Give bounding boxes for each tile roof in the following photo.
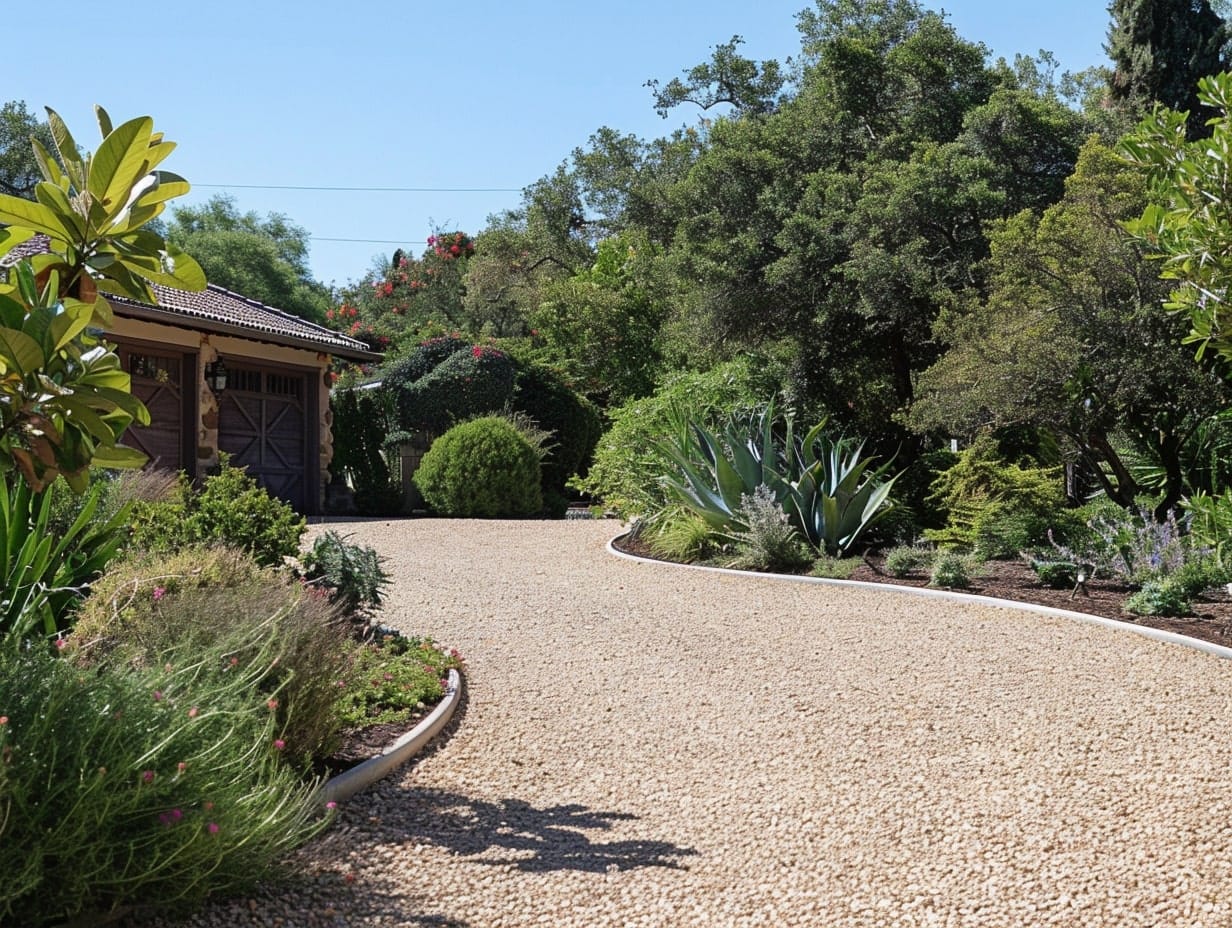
[1,234,380,361]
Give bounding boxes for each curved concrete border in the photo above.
[322,668,463,805]
[607,534,1232,662]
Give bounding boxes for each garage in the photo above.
[217,362,316,513]
[117,342,194,473]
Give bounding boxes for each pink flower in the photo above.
[141,770,155,784]
[153,691,163,702]
[273,739,286,751]
[427,235,436,245]
[188,706,199,718]
[203,801,215,811]
[0,716,8,726]
[207,822,220,835]
[54,638,66,651]
[267,698,279,711]
[152,586,166,601]
[326,801,338,811]
[177,762,187,773]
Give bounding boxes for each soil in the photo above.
[613,534,1232,652]
[315,709,432,777]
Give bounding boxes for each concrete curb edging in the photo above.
[321,668,463,805]
[606,533,1232,663]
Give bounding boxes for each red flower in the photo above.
[450,244,460,255]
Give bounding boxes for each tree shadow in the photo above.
[381,788,699,873]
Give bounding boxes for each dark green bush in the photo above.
[972,499,1084,559]
[300,530,390,615]
[0,639,327,927]
[129,458,305,568]
[70,545,349,769]
[380,335,470,392]
[414,416,543,517]
[1168,556,1229,599]
[892,448,959,534]
[330,388,402,516]
[512,362,603,509]
[400,346,516,433]
[1028,559,1079,589]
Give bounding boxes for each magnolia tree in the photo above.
[0,106,203,491]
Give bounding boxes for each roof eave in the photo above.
[110,299,383,363]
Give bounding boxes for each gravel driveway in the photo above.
[165,519,1232,927]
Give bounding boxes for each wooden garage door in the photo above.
[120,345,188,472]
[218,364,311,512]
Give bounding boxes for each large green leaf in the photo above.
[0,328,46,375]
[0,194,75,240]
[88,115,154,220]
[44,108,86,192]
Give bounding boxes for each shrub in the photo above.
[884,545,934,578]
[413,416,542,517]
[573,359,771,519]
[1028,560,1079,589]
[400,345,516,433]
[725,486,813,573]
[512,362,603,508]
[71,546,349,768]
[1184,488,1232,567]
[924,434,1066,551]
[930,551,976,589]
[644,511,717,563]
[1124,578,1191,617]
[330,388,402,516]
[809,556,863,579]
[1068,505,1188,585]
[972,499,1082,560]
[300,531,390,616]
[129,457,305,568]
[1168,555,1229,599]
[0,640,327,927]
[380,335,471,391]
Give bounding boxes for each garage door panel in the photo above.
[218,364,310,512]
[121,347,185,472]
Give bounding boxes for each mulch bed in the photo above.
[315,711,431,778]
[613,534,1232,651]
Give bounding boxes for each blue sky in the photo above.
[8,1,1112,290]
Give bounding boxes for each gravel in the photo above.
[134,519,1232,927]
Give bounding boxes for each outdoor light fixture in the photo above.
[204,359,228,393]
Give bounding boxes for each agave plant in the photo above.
[655,401,897,556]
[774,420,898,557]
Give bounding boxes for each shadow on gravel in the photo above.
[388,789,699,873]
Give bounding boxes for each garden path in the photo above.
[196,520,1232,926]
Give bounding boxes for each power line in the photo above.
[195,183,523,193]
[309,236,429,245]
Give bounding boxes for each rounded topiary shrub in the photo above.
[400,346,516,433]
[414,416,543,517]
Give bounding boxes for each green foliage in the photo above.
[512,362,603,502]
[0,638,327,927]
[1050,504,1189,585]
[725,486,813,573]
[1168,554,1228,598]
[0,106,206,492]
[413,416,543,517]
[165,194,331,324]
[300,530,390,615]
[1124,577,1191,616]
[1028,560,1080,589]
[808,556,863,579]
[0,100,55,199]
[129,457,305,568]
[333,637,459,728]
[923,435,1065,551]
[647,34,787,118]
[971,499,1075,560]
[1183,488,1232,566]
[400,345,516,433]
[643,510,718,563]
[883,545,935,578]
[330,388,402,516]
[929,551,976,589]
[574,360,770,518]
[1123,72,1232,364]
[1106,0,1228,137]
[0,476,130,641]
[71,545,348,768]
[381,335,471,392]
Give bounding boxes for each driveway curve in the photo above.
[180,520,1232,926]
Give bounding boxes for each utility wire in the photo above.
[195,183,522,193]
[309,237,430,245]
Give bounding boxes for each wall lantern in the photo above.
[204,359,229,393]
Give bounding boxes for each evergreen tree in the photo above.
[1106,0,1229,137]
